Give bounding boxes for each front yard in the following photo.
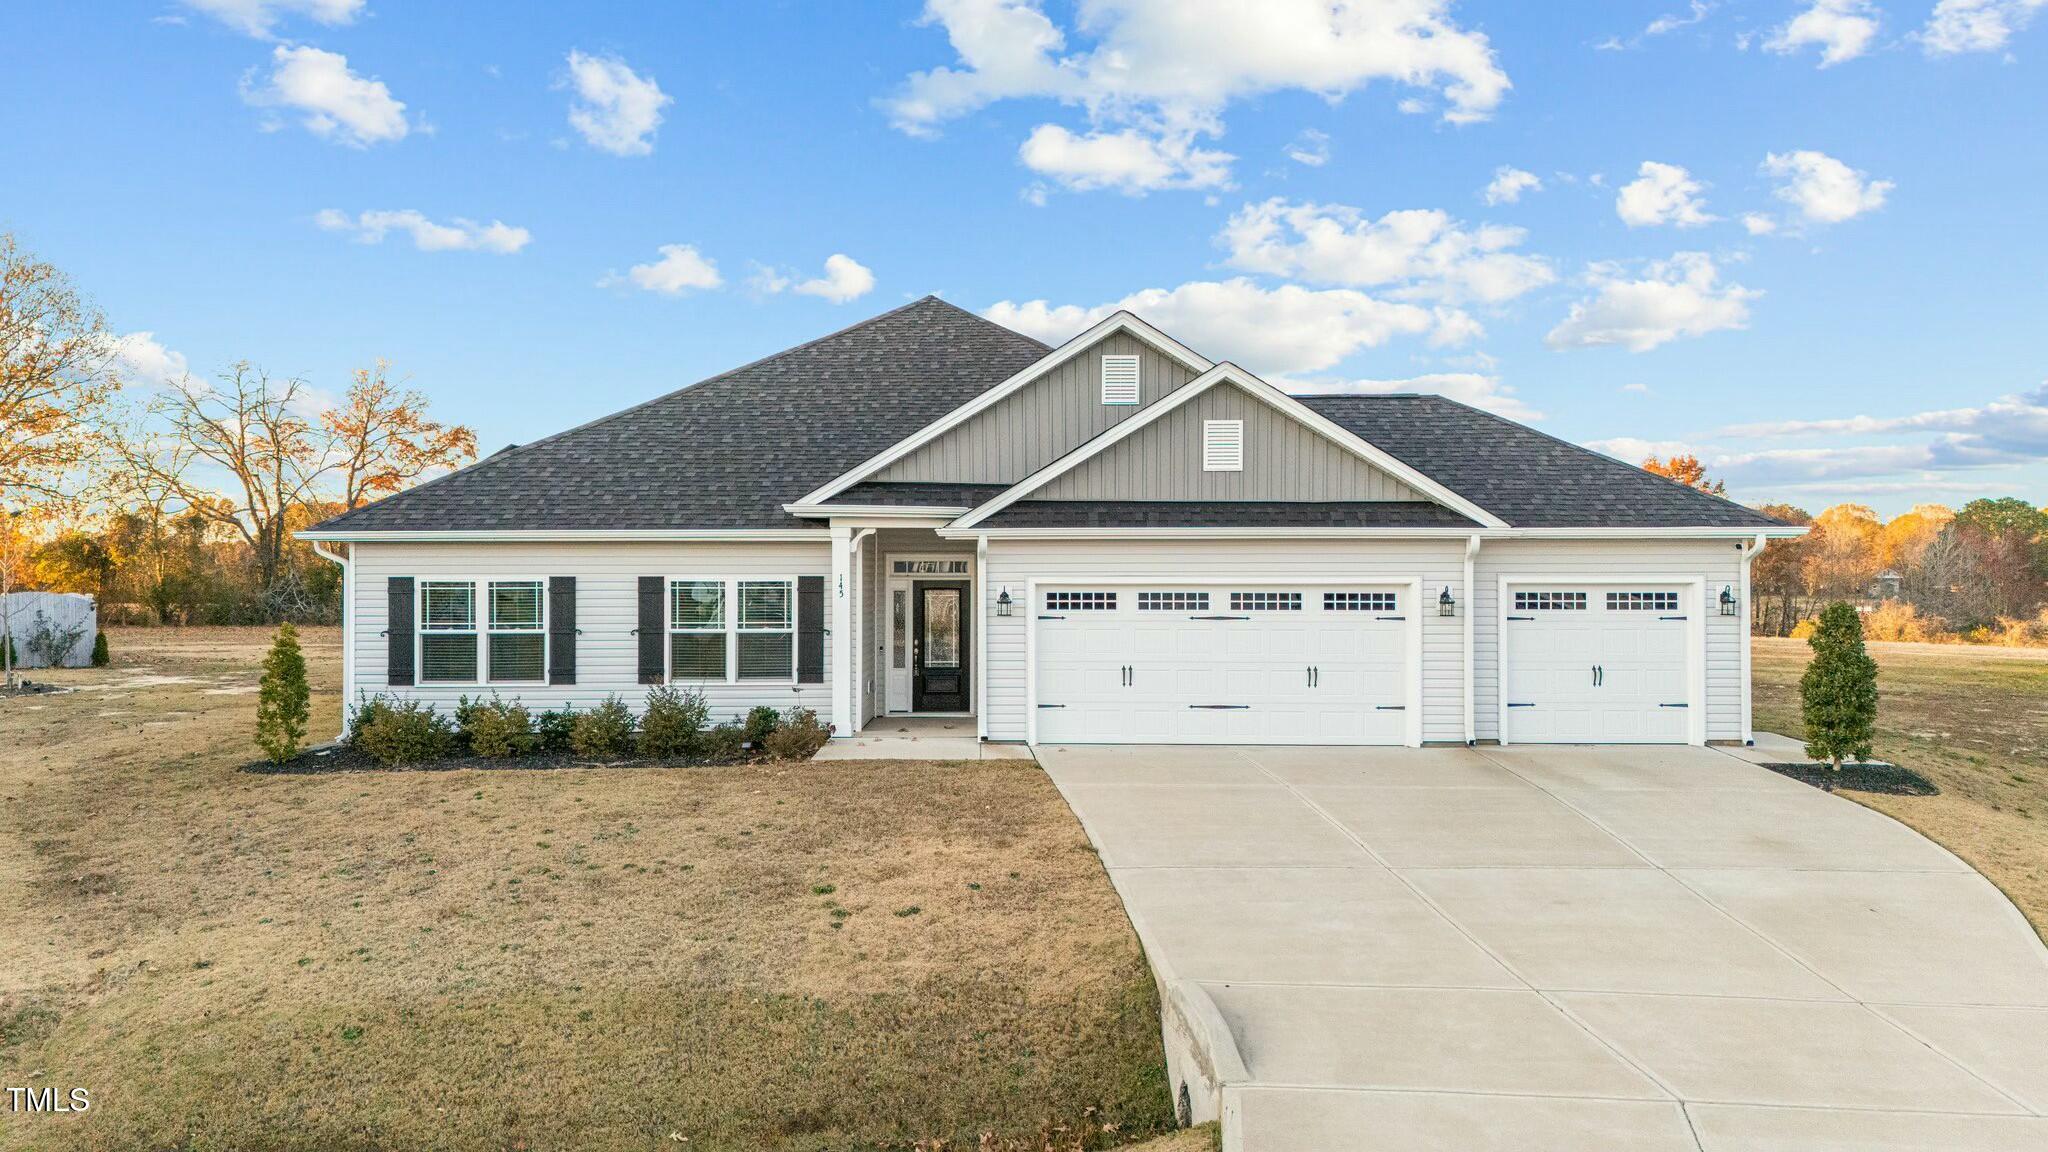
[0,628,1175,1151]
[1753,636,2048,940]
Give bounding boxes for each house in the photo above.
[302,297,1801,748]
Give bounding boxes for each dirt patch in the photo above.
[1754,636,2048,941]
[2,626,1173,1151]
[1761,762,1940,796]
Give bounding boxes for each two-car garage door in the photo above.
[1033,583,1416,745]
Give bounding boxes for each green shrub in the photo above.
[255,623,311,764]
[702,721,746,761]
[571,694,637,759]
[90,631,109,667]
[762,706,830,761]
[534,705,578,752]
[1800,600,1878,770]
[743,705,780,747]
[462,696,534,758]
[639,684,710,758]
[347,693,394,745]
[354,699,458,766]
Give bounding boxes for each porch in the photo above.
[815,715,1036,761]
[830,523,995,739]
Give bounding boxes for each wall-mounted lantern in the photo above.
[1438,586,1456,617]
[996,587,1013,617]
[1719,585,1738,617]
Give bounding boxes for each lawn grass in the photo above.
[1,627,1175,1151]
[1753,636,2048,941]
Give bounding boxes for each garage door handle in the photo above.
[1190,614,1250,621]
[1507,702,1535,708]
[1507,614,1534,621]
[1375,615,1404,621]
[1188,704,1250,710]
[1659,702,1689,708]
[1038,614,1065,621]
[1659,614,1687,621]
[1037,703,1066,709]
[1376,705,1405,711]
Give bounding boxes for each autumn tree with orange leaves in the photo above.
[1641,453,1726,496]
[0,233,119,511]
[325,361,477,509]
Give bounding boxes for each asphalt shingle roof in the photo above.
[309,297,1049,533]
[980,501,1481,529]
[1296,394,1787,530]
[826,481,1012,508]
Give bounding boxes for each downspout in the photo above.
[310,540,352,743]
[1739,532,1768,746]
[1463,534,1480,745]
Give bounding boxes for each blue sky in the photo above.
[3,0,2044,516]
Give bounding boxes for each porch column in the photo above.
[975,535,989,740]
[830,522,854,736]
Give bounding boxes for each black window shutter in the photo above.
[386,576,415,686]
[797,575,825,684]
[548,576,577,685]
[637,576,665,684]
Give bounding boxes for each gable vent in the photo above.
[1202,419,1244,471]
[1100,354,1140,405]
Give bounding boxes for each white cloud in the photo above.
[1615,161,1716,228]
[1545,252,1759,352]
[1018,124,1232,194]
[984,278,1447,377]
[1764,0,1881,67]
[241,45,409,147]
[1920,0,2045,54]
[1645,1,1715,36]
[884,0,1509,192]
[1763,150,1892,223]
[793,254,876,303]
[607,244,722,295]
[1290,372,1543,422]
[563,50,671,157]
[106,332,194,391]
[1742,212,1780,235]
[1620,382,1653,393]
[180,0,363,39]
[1285,128,1330,167]
[1720,382,2048,461]
[745,262,791,294]
[1217,199,1554,304]
[315,209,531,253]
[1585,435,1697,462]
[1482,166,1542,205]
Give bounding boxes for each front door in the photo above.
[913,581,970,712]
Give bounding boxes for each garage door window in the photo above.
[1607,591,1679,611]
[1046,591,1115,611]
[1230,591,1302,611]
[1514,591,1587,611]
[1138,591,1209,611]
[1325,592,1396,612]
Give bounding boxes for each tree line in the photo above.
[1,233,474,623]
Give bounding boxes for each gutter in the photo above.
[1464,534,1480,746]
[309,540,353,743]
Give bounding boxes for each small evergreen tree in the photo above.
[90,631,109,667]
[256,622,311,763]
[1799,601,1878,770]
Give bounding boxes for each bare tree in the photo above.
[1,233,119,511]
[324,360,477,508]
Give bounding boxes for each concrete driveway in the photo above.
[1038,744,2048,1152]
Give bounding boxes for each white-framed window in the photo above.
[1325,592,1396,612]
[1607,591,1680,612]
[418,579,547,685]
[1231,591,1301,611]
[1514,590,1587,611]
[891,558,969,575]
[891,589,908,669]
[1203,419,1244,471]
[1139,591,1209,611]
[737,579,795,680]
[669,580,727,680]
[487,580,546,682]
[1100,354,1140,405]
[419,581,478,683]
[1045,591,1116,611]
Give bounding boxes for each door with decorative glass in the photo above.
[912,581,970,712]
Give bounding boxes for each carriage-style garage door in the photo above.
[1503,584,1698,744]
[1031,582,1417,745]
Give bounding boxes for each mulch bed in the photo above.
[246,745,765,775]
[1762,761,1940,796]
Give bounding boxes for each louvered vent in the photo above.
[1202,419,1244,471]
[1100,354,1139,405]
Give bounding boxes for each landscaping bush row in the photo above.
[344,686,832,767]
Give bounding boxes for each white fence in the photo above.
[1,592,99,669]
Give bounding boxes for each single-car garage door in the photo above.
[1032,583,1417,745]
[1503,585,1698,744]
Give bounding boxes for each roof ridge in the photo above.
[314,296,995,529]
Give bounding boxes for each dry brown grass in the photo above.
[1753,636,2048,941]
[1,627,1173,1151]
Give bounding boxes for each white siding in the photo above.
[983,540,1468,744]
[1474,538,1747,743]
[347,541,835,726]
